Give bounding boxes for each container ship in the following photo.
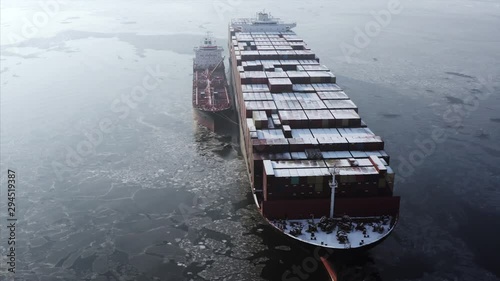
[193,33,232,131]
[229,12,400,251]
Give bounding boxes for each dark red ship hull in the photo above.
[192,64,232,131]
[193,107,232,132]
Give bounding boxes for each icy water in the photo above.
[1,0,500,280]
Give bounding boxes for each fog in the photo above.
[1,0,499,280]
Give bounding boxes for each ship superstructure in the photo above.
[229,12,400,250]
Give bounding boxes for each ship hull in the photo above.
[193,107,233,133]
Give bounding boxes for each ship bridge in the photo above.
[231,11,297,33]
[194,33,224,70]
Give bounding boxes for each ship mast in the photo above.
[205,56,225,107]
[329,166,338,218]
[205,69,212,106]
[209,57,225,78]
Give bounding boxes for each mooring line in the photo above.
[320,256,338,281]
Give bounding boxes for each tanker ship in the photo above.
[229,12,400,251]
[193,33,232,131]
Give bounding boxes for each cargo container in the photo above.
[266,71,289,79]
[274,99,303,110]
[241,84,270,92]
[294,92,321,101]
[252,138,289,153]
[293,84,316,92]
[304,109,336,128]
[286,71,311,84]
[299,99,328,110]
[268,78,293,92]
[307,71,336,83]
[244,100,277,117]
[287,137,319,152]
[345,135,385,151]
[252,110,269,129]
[299,64,330,71]
[323,99,358,111]
[331,109,362,127]
[312,83,343,92]
[242,92,274,101]
[278,110,309,128]
[316,136,349,151]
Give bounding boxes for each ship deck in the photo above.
[270,216,394,249]
[193,67,231,112]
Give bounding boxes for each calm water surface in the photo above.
[1,0,499,280]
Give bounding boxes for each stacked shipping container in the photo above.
[230,28,400,220]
